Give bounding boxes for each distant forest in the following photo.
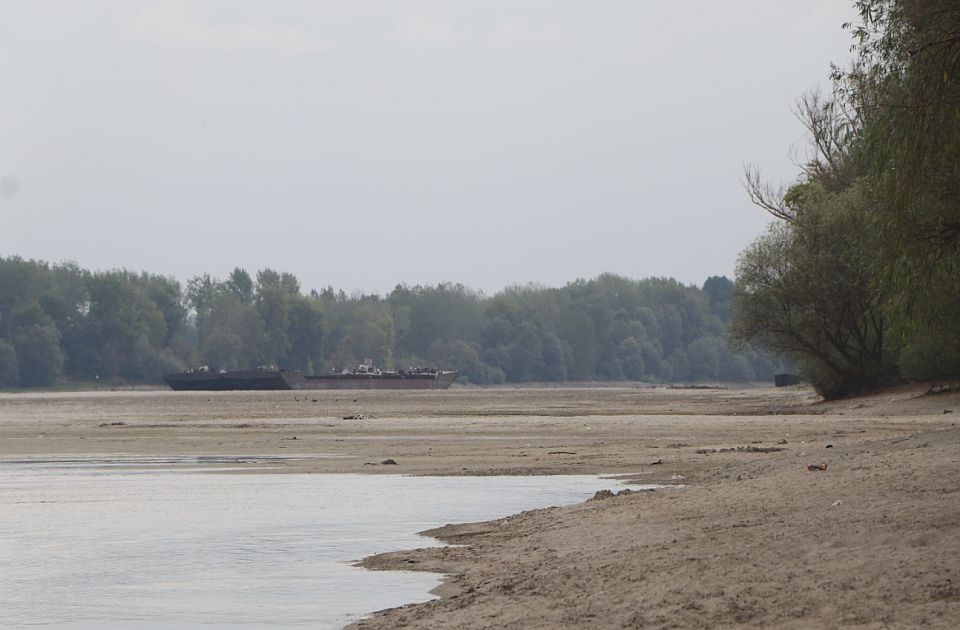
[0,258,786,387]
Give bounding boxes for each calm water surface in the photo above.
[0,458,640,628]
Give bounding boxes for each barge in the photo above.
[303,366,458,390]
[163,364,457,391]
[163,367,303,391]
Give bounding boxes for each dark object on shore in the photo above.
[807,463,828,471]
[343,414,364,420]
[380,459,397,465]
[650,458,664,465]
[548,451,577,455]
[775,373,803,387]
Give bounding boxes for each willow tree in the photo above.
[732,181,897,398]
[733,0,960,395]
[842,0,960,378]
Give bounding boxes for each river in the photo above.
[0,457,641,628]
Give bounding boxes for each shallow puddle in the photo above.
[0,459,648,628]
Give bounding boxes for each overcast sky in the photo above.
[0,1,859,295]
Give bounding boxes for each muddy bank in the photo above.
[1,385,957,627]
[0,385,936,477]
[352,387,960,629]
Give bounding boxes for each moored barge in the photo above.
[163,365,456,391]
[164,367,303,391]
[303,367,458,390]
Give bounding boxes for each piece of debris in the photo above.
[589,489,641,501]
[825,444,834,448]
[380,459,397,465]
[547,451,577,455]
[695,446,785,454]
[807,463,828,471]
[98,421,126,427]
[890,435,917,445]
[777,438,788,445]
[343,414,364,420]
[831,500,843,507]
[650,458,664,465]
[945,409,954,414]
[312,398,318,403]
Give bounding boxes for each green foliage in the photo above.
[12,323,63,386]
[282,299,326,372]
[224,268,254,304]
[0,255,785,387]
[198,294,268,369]
[702,276,734,321]
[732,185,898,398]
[0,340,19,387]
[83,272,172,379]
[733,0,960,397]
[615,337,646,380]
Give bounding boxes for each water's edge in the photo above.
[347,476,657,628]
[0,459,650,629]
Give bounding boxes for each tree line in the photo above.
[0,258,785,387]
[731,0,960,398]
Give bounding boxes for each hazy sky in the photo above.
[0,1,858,295]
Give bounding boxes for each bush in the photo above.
[897,336,960,382]
[0,340,19,387]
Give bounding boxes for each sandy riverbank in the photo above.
[1,385,958,627]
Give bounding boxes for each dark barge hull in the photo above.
[302,371,458,390]
[164,370,303,391]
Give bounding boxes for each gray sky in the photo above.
[0,1,858,295]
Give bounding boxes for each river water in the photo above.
[0,458,640,628]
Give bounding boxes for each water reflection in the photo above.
[0,459,646,628]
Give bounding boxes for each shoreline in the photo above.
[347,386,960,629]
[1,385,957,627]
[356,419,960,628]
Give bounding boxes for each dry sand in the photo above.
[1,384,958,628]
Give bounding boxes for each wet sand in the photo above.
[1,385,958,627]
